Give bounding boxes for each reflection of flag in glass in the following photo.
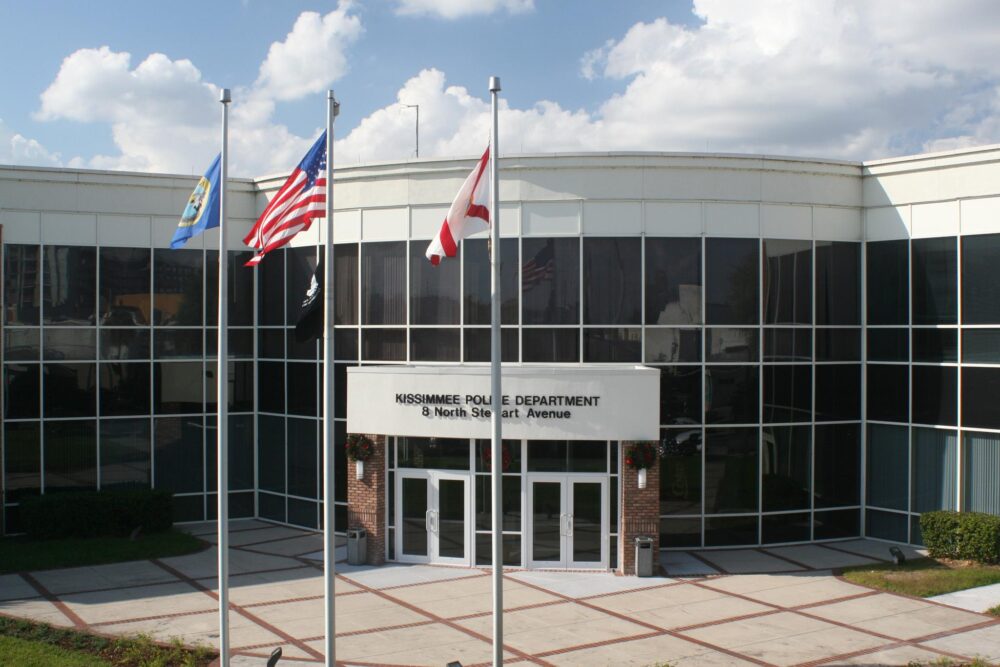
[522,241,555,290]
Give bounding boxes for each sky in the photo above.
[2,0,1000,178]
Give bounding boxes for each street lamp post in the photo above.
[402,103,419,157]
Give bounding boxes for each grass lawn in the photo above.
[0,529,206,574]
[0,617,215,667]
[841,557,1000,598]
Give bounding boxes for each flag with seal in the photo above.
[171,153,221,249]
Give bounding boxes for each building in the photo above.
[2,146,1000,575]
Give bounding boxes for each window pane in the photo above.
[763,365,811,423]
[660,427,702,514]
[205,250,255,327]
[814,509,860,540]
[705,515,757,546]
[154,329,202,359]
[656,366,701,425]
[411,329,460,362]
[464,238,517,325]
[361,329,406,361]
[814,423,860,508]
[154,417,203,494]
[100,362,151,416]
[4,422,41,500]
[912,329,957,363]
[522,238,579,325]
[4,245,40,325]
[867,240,908,325]
[334,244,359,325]
[475,474,521,531]
[763,513,810,544]
[660,517,701,548]
[705,365,758,424]
[584,328,641,362]
[44,246,96,325]
[362,241,406,325]
[257,248,284,326]
[762,426,810,511]
[867,364,908,423]
[475,439,522,473]
[963,329,1000,363]
[44,420,97,492]
[815,328,860,361]
[912,428,957,513]
[912,365,956,426]
[964,431,1000,515]
[44,363,97,417]
[867,424,908,510]
[522,328,578,363]
[464,328,518,363]
[866,509,908,542]
[962,233,1000,324]
[763,239,811,324]
[206,361,253,413]
[706,328,758,363]
[287,362,317,416]
[5,328,40,361]
[704,427,758,514]
[287,418,318,498]
[43,328,95,361]
[258,415,285,494]
[645,237,701,325]
[645,328,700,363]
[962,368,1000,430]
[398,437,469,470]
[5,364,40,418]
[153,248,202,326]
[705,238,758,325]
[815,241,859,325]
[763,328,811,362]
[99,247,150,326]
[258,361,284,414]
[867,329,907,362]
[912,236,957,325]
[584,238,640,324]
[335,329,358,361]
[410,243,460,325]
[100,418,150,488]
[153,362,203,414]
[814,365,860,422]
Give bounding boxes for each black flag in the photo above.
[295,258,322,343]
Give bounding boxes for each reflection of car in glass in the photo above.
[661,420,702,456]
[101,306,144,326]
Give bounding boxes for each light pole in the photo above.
[402,103,419,157]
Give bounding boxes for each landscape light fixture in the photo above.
[889,546,906,565]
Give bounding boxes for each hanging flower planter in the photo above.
[624,441,658,489]
[345,434,374,481]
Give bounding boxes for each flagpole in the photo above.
[488,75,504,667]
[322,89,340,667]
[217,87,231,667]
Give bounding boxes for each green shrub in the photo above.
[920,511,1000,564]
[18,489,173,539]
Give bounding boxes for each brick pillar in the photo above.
[619,441,661,575]
[347,433,386,565]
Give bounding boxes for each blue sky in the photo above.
[2,0,1000,177]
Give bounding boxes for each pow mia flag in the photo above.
[295,258,323,344]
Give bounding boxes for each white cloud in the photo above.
[393,0,533,19]
[0,119,62,167]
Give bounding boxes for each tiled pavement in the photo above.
[1,520,998,666]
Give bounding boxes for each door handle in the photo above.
[566,514,574,537]
[425,509,433,533]
[430,510,439,534]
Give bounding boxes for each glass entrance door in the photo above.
[396,471,470,565]
[527,475,608,569]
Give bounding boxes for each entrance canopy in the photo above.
[347,365,660,441]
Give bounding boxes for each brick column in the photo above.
[346,433,386,565]
[619,442,661,575]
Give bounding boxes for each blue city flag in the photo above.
[171,153,221,248]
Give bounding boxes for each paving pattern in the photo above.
[1,519,998,666]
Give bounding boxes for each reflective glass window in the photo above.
[963,329,1000,363]
[912,428,957,513]
[153,248,202,326]
[763,512,810,544]
[813,423,860,508]
[763,328,811,362]
[287,418,318,498]
[257,248,284,326]
[815,328,860,361]
[866,509,908,542]
[44,362,97,417]
[659,427,702,515]
[153,362,203,414]
[763,365,811,423]
[527,440,606,473]
[912,365,956,426]
[398,437,469,470]
[464,238,517,325]
[259,330,284,358]
[475,475,521,531]
[410,243,460,324]
[656,366,701,425]
[815,241,859,325]
[5,328,40,360]
[4,245,40,325]
[44,420,97,492]
[335,329,358,360]
[286,362,317,416]
[705,238,758,325]
[645,328,700,363]
[814,364,860,422]
[584,238,640,324]
[205,250,254,327]
[867,424,908,510]
[100,362,151,416]
[962,233,1000,324]
[522,238,579,325]
[99,418,151,488]
[645,237,701,325]
[814,508,860,540]
[464,328,518,362]
[763,239,811,324]
[866,240,908,325]
[361,329,406,361]
[43,328,95,360]
[257,415,285,493]
[705,516,758,546]
[762,425,810,511]
[705,365,758,424]
[411,329,460,362]
[584,328,641,362]
[4,364,40,418]
[912,236,957,324]
[99,247,150,326]
[44,246,96,325]
[706,328,757,362]
[206,361,253,413]
[333,244,359,325]
[100,329,150,360]
[704,427,758,513]
[964,431,1000,515]
[867,329,907,362]
[912,329,957,363]
[867,364,908,423]
[154,329,202,359]
[660,517,701,548]
[3,422,40,500]
[962,368,1000,430]
[257,361,284,414]
[522,328,579,363]
[362,242,406,325]
[475,439,522,473]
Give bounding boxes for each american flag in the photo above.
[522,240,555,290]
[244,131,327,266]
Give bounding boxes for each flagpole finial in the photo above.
[220,88,231,104]
[489,76,501,93]
[328,90,340,118]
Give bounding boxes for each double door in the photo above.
[528,475,608,569]
[396,470,470,565]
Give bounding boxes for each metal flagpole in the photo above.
[488,75,504,667]
[217,87,232,666]
[322,89,340,667]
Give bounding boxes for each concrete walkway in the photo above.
[1,520,998,666]
[931,582,1000,614]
